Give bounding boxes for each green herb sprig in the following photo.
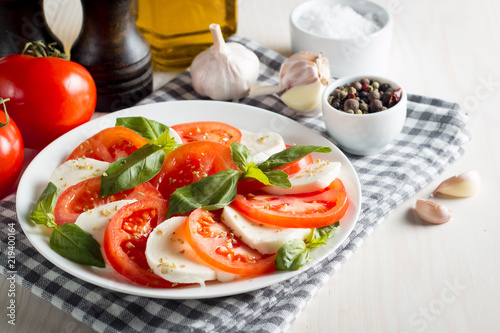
[29,183,105,268]
[275,222,341,271]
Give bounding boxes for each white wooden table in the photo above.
[2,0,499,332]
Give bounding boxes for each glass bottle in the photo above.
[132,0,237,71]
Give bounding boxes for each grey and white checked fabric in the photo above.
[0,36,470,333]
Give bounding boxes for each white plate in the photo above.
[16,100,362,299]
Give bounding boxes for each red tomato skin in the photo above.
[0,54,96,149]
[171,121,242,146]
[151,141,238,200]
[183,209,276,276]
[0,110,24,199]
[103,198,178,288]
[53,176,163,225]
[232,178,349,229]
[65,126,148,162]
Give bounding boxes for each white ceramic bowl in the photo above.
[290,0,393,77]
[322,75,407,156]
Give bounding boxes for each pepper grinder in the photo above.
[71,0,153,112]
[0,0,64,57]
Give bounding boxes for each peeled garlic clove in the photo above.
[281,80,324,113]
[190,24,260,101]
[415,199,452,224]
[433,170,480,197]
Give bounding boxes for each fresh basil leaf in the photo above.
[167,169,240,218]
[264,170,291,188]
[230,142,254,172]
[276,221,341,271]
[308,221,341,243]
[29,182,58,228]
[151,128,180,152]
[258,145,332,171]
[275,239,310,271]
[50,224,105,268]
[116,116,168,141]
[308,233,329,249]
[244,166,271,185]
[99,143,165,198]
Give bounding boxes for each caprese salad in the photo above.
[29,117,349,288]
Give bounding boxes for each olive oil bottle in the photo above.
[132,0,237,71]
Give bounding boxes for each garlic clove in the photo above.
[249,51,331,114]
[280,59,320,91]
[433,170,480,198]
[280,80,324,113]
[190,23,260,101]
[415,199,452,224]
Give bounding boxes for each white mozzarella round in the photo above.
[240,130,286,164]
[146,217,237,286]
[49,157,110,192]
[221,206,311,254]
[75,200,136,273]
[169,127,183,144]
[263,160,341,195]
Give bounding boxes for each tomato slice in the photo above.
[65,126,148,162]
[237,146,315,194]
[171,121,241,146]
[183,209,276,276]
[232,178,349,228]
[151,141,238,200]
[103,198,177,288]
[54,176,163,225]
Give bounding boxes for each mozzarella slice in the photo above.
[240,130,286,164]
[221,206,311,254]
[75,200,136,273]
[49,157,110,192]
[146,217,237,286]
[263,160,341,195]
[169,127,183,144]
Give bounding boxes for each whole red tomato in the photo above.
[0,48,96,149]
[0,98,24,199]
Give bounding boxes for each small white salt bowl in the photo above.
[322,75,407,156]
[290,0,393,77]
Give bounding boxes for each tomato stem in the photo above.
[0,98,11,127]
[22,41,69,60]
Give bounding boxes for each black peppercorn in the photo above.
[332,88,341,98]
[360,78,370,85]
[332,101,341,109]
[368,90,381,102]
[382,91,392,105]
[344,99,359,112]
[370,99,383,112]
[350,81,362,91]
[379,83,390,92]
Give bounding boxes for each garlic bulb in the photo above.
[190,24,260,101]
[433,170,481,197]
[415,199,452,224]
[250,51,331,114]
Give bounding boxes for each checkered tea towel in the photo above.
[0,35,470,333]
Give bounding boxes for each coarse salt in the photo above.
[297,4,381,39]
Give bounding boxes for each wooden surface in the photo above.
[2,0,499,332]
